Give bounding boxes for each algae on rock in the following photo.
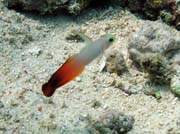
[128,21,180,96]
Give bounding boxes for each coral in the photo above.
[105,49,127,75]
[139,53,170,84]
[160,10,176,24]
[146,0,168,8]
[126,0,180,29]
[128,21,180,96]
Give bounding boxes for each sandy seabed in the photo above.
[0,4,180,134]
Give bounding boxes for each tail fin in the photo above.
[42,83,56,97]
[42,55,85,97]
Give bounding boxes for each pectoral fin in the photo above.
[97,55,107,72]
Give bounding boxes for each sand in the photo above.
[0,5,180,134]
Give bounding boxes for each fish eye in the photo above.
[108,37,114,42]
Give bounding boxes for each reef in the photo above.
[2,0,180,29]
[2,0,90,15]
[126,0,180,30]
[128,21,180,96]
[114,0,180,30]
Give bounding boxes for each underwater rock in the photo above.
[127,0,144,12]
[60,111,134,134]
[160,10,176,24]
[105,49,127,75]
[128,21,180,96]
[146,0,171,8]
[3,0,90,15]
[170,70,180,97]
[86,111,134,134]
[127,0,180,30]
[2,0,180,29]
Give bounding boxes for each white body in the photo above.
[76,34,114,65]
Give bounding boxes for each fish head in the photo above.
[99,34,115,51]
[103,34,115,44]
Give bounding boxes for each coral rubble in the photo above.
[128,21,180,96]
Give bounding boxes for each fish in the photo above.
[42,33,115,97]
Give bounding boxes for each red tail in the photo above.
[42,55,85,97]
[42,83,56,97]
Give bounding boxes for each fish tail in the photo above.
[42,55,85,97]
[42,82,56,97]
